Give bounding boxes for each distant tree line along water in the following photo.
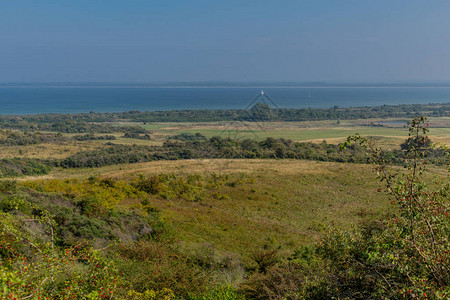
[0,103,448,131]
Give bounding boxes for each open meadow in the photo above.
[114,116,450,148]
[1,117,448,162]
[19,159,391,259]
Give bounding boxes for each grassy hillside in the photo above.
[1,115,448,299]
[17,160,390,259]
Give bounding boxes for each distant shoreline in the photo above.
[3,85,450,89]
[2,82,450,89]
[1,86,449,115]
[0,102,447,119]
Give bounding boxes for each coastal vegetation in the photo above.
[0,132,446,177]
[0,113,448,299]
[0,103,448,130]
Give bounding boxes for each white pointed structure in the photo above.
[244,89,281,111]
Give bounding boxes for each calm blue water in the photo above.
[0,87,449,115]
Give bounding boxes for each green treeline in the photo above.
[73,133,117,141]
[58,136,448,169]
[0,103,448,128]
[0,129,118,145]
[0,129,67,145]
[56,138,372,168]
[0,136,446,177]
[0,119,150,134]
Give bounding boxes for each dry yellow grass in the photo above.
[21,159,340,181]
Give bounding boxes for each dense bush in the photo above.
[52,133,449,170]
[0,192,122,299]
[0,129,67,145]
[115,241,212,298]
[0,119,151,134]
[57,137,372,169]
[123,132,151,140]
[0,158,52,177]
[169,132,207,141]
[73,133,117,141]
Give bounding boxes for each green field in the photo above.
[20,159,391,261]
[116,117,450,148]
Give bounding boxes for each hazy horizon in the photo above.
[2,1,450,83]
[3,80,450,86]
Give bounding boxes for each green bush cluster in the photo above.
[0,158,51,177]
[56,137,372,169]
[122,132,151,140]
[73,133,117,141]
[169,132,207,141]
[55,135,448,170]
[0,118,151,134]
[0,129,67,145]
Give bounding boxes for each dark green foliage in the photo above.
[73,133,117,141]
[0,103,447,128]
[0,129,67,145]
[400,135,432,150]
[122,132,151,140]
[0,118,150,134]
[131,173,247,202]
[57,134,450,170]
[240,251,330,300]
[57,137,373,168]
[0,180,17,193]
[169,132,207,141]
[0,115,446,299]
[248,103,273,121]
[0,158,51,177]
[188,286,245,300]
[5,191,157,247]
[251,249,279,274]
[58,144,158,168]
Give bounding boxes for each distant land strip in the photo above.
[3,82,450,88]
[0,103,448,124]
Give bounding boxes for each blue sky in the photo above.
[1,0,450,82]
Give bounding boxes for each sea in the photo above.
[1,86,450,115]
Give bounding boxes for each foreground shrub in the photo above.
[0,211,120,299]
[318,116,449,299]
[115,241,212,298]
[238,116,449,299]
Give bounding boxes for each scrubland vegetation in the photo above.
[0,111,449,299]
